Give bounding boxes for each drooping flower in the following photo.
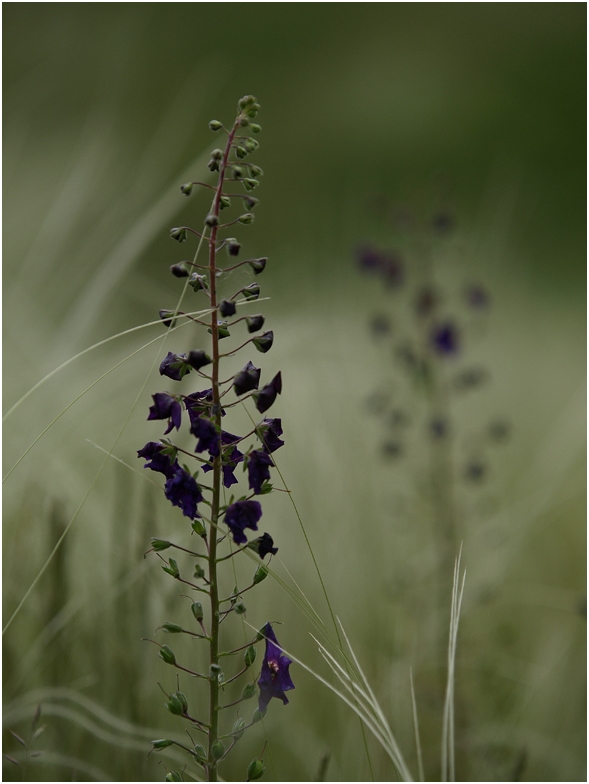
[249,533,278,558]
[431,322,458,355]
[257,623,295,712]
[164,465,203,519]
[159,352,192,381]
[190,415,220,457]
[137,442,176,477]
[253,372,282,414]
[256,418,284,453]
[202,442,244,488]
[233,361,261,396]
[247,449,273,494]
[224,500,262,544]
[148,393,182,434]
[184,389,216,424]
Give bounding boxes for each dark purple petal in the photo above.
[137,442,176,477]
[148,393,182,435]
[190,416,220,457]
[247,449,273,494]
[249,533,278,558]
[431,323,458,355]
[224,500,262,545]
[253,372,282,414]
[159,352,191,381]
[258,623,294,711]
[256,418,284,453]
[233,361,261,396]
[164,465,203,519]
[356,243,382,272]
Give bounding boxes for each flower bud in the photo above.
[191,601,204,622]
[227,239,241,256]
[219,299,236,317]
[192,519,206,536]
[180,182,193,196]
[233,361,261,395]
[235,146,248,159]
[170,227,187,243]
[208,322,230,339]
[244,196,259,209]
[250,123,262,134]
[189,273,208,292]
[187,349,212,370]
[159,645,176,665]
[211,741,225,760]
[243,178,259,191]
[232,717,247,740]
[239,116,250,127]
[247,758,266,781]
[169,262,189,278]
[211,148,224,160]
[165,694,184,715]
[159,309,177,328]
[209,120,222,131]
[242,283,260,300]
[209,663,222,678]
[232,165,244,179]
[249,165,263,178]
[252,331,273,353]
[162,558,180,578]
[253,565,269,584]
[241,682,256,700]
[193,745,206,762]
[219,195,231,210]
[151,538,171,551]
[175,691,188,713]
[239,95,256,109]
[244,645,257,667]
[193,563,205,579]
[251,708,266,724]
[244,141,257,154]
[152,739,174,750]
[246,314,265,333]
[162,622,183,634]
[205,214,219,227]
[239,213,255,225]
[166,772,183,782]
[248,257,267,274]
[235,602,246,615]
[208,159,220,172]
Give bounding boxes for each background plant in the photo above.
[3,5,585,781]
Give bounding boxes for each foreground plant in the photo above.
[138,95,293,782]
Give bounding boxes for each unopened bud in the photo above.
[191,519,206,536]
[235,602,246,615]
[208,322,230,339]
[250,123,262,134]
[251,708,266,724]
[162,558,180,578]
[239,116,250,127]
[239,95,256,109]
[247,758,266,781]
[209,120,222,131]
[193,563,205,579]
[191,602,204,622]
[180,182,193,196]
[219,299,236,317]
[253,565,269,584]
[244,645,257,667]
[152,739,173,750]
[239,213,254,224]
[159,309,177,328]
[162,622,183,634]
[248,257,267,274]
[252,331,274,353]
[208,159,220,172]
[227,239,241,257]
[170,227,187,243]
[242,682,256,700]
[165,694,184,715]
[187,350,212,370]
[189,273,207,292]
[235,146,248,159]
[244,141,257,154]
[159,645,176,665]
[151,538,171,551]
[166,772,183,782]
[232,717,247,740]
[243,178,259,191]
[219,195,231,210]
[242,283,260,300]
[205,214,219,227]
[211,148,224,160]
[209,663,222,678]
[211,741,225,760]
[249,165,263,178]
[169,262,189,278]
[193,745,206,762]
[246,314,265,333]
[175,691,188,713]
[232,165,244,179]
[245,196,259,209]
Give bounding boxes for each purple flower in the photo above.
[190,415,220,457]
[257,623,295,712]
[247,449,274,494]
[249,533,278,558]
[159,352,192,381]
[148,393,182,435]
[224,500,262,545]
[184,389,216,424]
[431,323,458,355]
[137,442,176,477]
[202,443,244,488]
[253,372,282,414]
[256,418,284,453]
[164,465,203,519]
[356,244,403,288]
[233,361,261,396]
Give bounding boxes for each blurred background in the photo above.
[3,4,585,781]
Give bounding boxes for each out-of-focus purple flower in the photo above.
[137,442,176,477]
[233,361,261,396]
[253,372,282,414]
[159,352,192,381]
[164,465,203,519]
[249,533,278,558]
[148,393,182,434]
[224,500,262,544]
[356,243,382,272]
[465,285,490,309]
[247,449,273,494]
[431,322,458,355]
[257,623,295,712]
[190,415,220,457]
[256,418,284,453]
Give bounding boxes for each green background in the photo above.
[3,4,586,782]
